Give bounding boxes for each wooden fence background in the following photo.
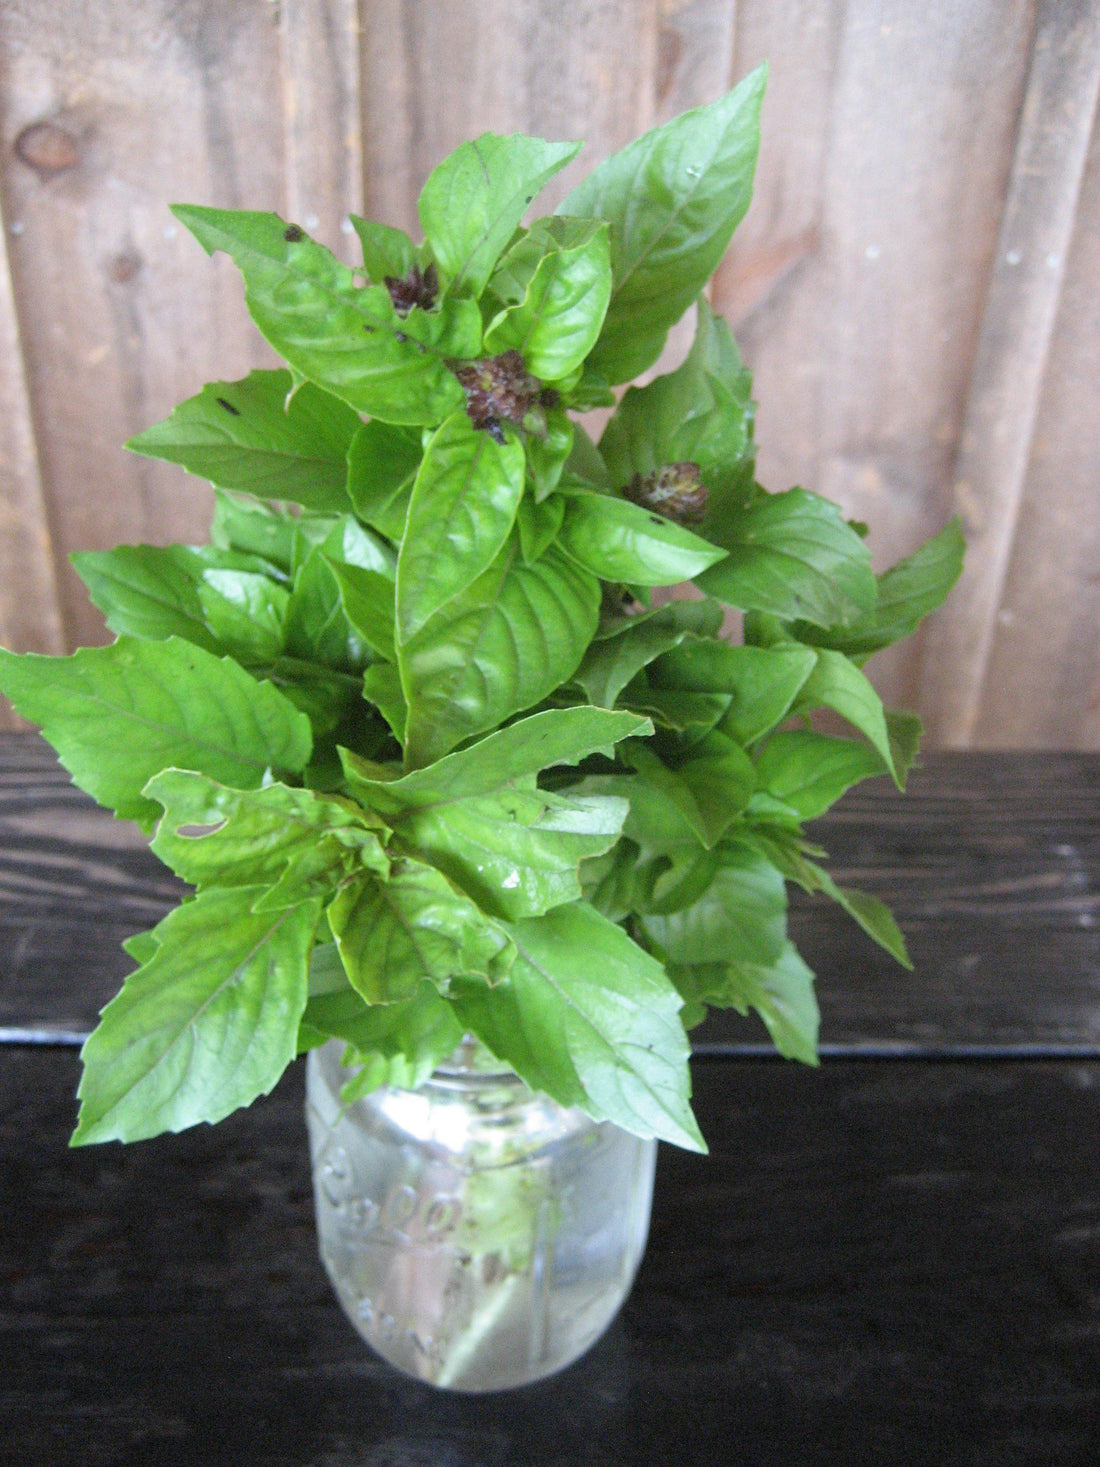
[0,0,1097,747]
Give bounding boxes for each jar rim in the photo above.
[432,1033,517,1080]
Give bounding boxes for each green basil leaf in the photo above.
[752,826,912,969]
[320,515,397,577]
[526,408,574,501]
[618,685,731,741]
[396,788,628,921]
[71,887,320,1144]
[650,640,817,745]
[324,558,397,662]
[644,845,723,917]
[197,568,289,662]
[516,490,566,562]
[671,941,819,1063]
[558,489,727,585]
[71,544,222,653]
[579,842,651,924]
[486,216,583,303]
[625,738,754,849]
[211,492,297,572]
[396,412,525,643]
[572,769,699,857]
[328,860,515,1002]
[754,729,888,820]
[792,650,901,786]
[696,487,876,627]
[0,637,312,830]
[146,770,387,898]
[790,520,965,657]
[399,539,600,768]
[121,929,161,967]
[575,599,725,708]
[557,66,765,383]
[484,220,611,380]
[171,207,466,424]
[452,902,705,1151]
[346,419,423,539]
[886,709,923,787]
[299,965,462,1098]
[285,547,371,672]
[349,216,417,282]
[600,300,754,493]
[673,730,757,843]
[563,422,612,489]
[125,369,360,511]
[344,706,651,811]
[812,874,911,969]
[341,708,645,919]
[640,839,787,966]
[418,134,580,298]
[362,663,407,742]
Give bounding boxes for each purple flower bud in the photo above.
[622,462,708,525]
[452,349,543,439]
[384,261,439,316]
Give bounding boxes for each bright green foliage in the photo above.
[697,487,877,627]
[72,888,320,1144]
[558,488,727,585]
[397,412,525,641]
[398,538,601,768]
[0,637,312,831]
[0,72,963,1151]
[451,903,705,1151]
[418,134,580,297]
[328,859,515,1002]
[484,219,613,380]
[126,370,360,511]
[600,300,754,499]
[558,67,766,382]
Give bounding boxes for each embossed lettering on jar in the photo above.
[305,1039,657,1391]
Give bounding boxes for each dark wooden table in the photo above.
[3,732,1100,1466]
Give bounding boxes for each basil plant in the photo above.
[0,66,962,1152]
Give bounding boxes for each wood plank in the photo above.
[714,0,1035,719]
[277,0,364,263]
[920,0,1100,746]
[359,1,660,235]
[4,1047,1099,1464]
[0,1,286,650]
[969,106,1100,747]
[0,171,65,730]
[2,734,1099,1050]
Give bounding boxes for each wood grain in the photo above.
[0,173,64,730]
[359,0,661,235]
[716,0,1035,719]
[968,82,1100,747]
[3,1046,1099,1464]
[278,0,364,262]
[0,1,286,647]
[920,0,1100,746]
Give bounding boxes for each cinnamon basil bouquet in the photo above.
[0,66,962,1151]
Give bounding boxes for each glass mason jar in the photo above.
[304,1037,658,1392]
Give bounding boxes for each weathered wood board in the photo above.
[0,1,1096,747]
[3,1045,1099,1465]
